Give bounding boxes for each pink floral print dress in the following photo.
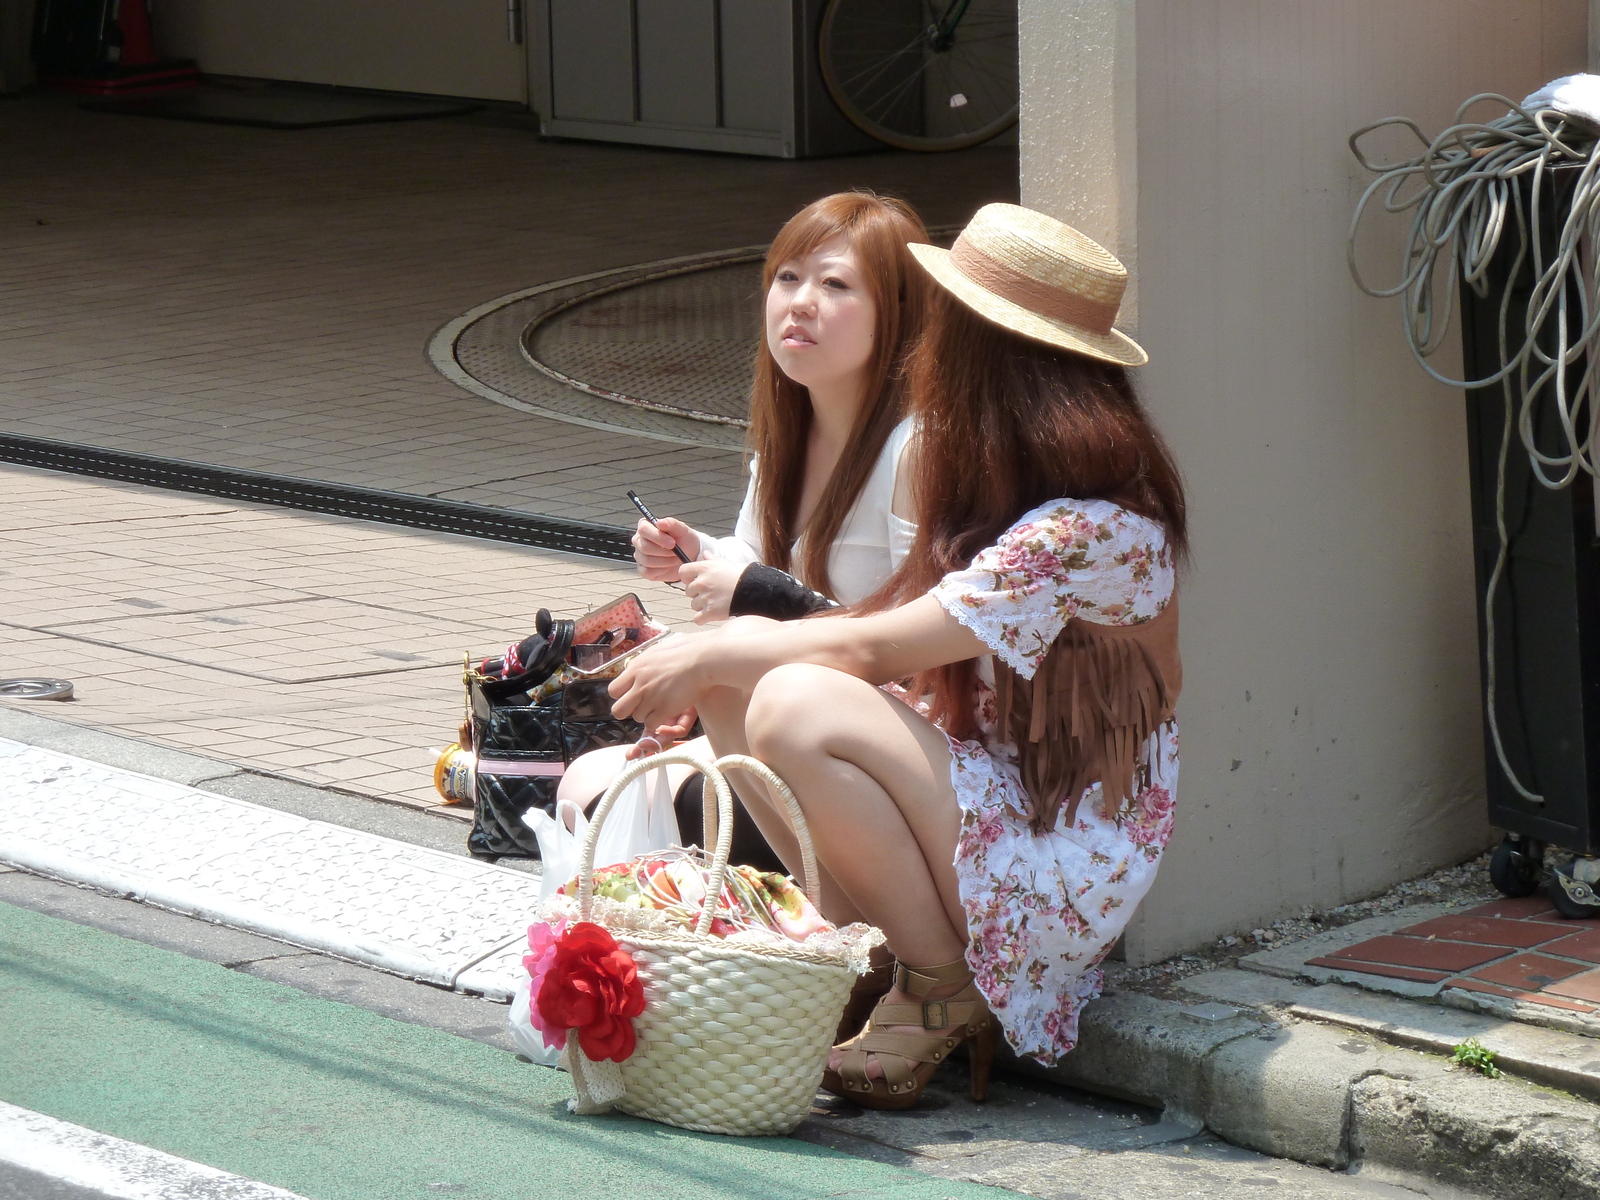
[930,498,1179,1065]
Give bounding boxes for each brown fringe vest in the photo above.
[993,599,1182,835]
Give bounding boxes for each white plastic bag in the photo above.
[525,799,587,902]
[593,764,680,872]
[508,976,564,1068]
[523,765,680,900]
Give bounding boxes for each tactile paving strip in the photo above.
[0,739,535,999]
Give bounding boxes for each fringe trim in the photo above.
[996,601,1181,834]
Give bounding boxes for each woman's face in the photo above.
[765,236,877,398]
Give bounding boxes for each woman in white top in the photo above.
[561,194,930,860]
[631,190,932,627]
[690,414,917,610]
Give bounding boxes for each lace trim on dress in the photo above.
[934,589,1040,678]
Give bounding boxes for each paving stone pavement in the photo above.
[0,460,692,810]
[0,92,1018,530]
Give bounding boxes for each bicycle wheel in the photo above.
[819,0,1018,153]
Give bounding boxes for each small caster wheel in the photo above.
[1547,860,1600,919]
[1489,836,1543,898]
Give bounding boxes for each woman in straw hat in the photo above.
[610,203,1186,1108]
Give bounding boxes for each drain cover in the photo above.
[525,261,761,428]
[0,678,75,701]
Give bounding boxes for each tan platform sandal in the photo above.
[822,958,999,1110]
[833,959,894,1044]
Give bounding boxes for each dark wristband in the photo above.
[728,563,838,621]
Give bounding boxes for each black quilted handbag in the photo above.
[465,596,665,860]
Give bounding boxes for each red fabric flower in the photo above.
[534,922,646,1063]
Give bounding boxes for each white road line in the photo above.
[0,1100,309,1199]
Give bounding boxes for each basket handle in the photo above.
[575,749,821,936]
[710,754,820,909]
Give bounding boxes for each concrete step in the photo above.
[1022,969,1600,1200]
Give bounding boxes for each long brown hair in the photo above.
[748,192,932,598]
[861,291,1188,743]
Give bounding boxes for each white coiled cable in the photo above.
[1348,93,1600,805]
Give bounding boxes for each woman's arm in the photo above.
[608,594,988,730]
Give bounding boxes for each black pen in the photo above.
[627,489,692,564]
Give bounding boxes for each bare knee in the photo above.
[746,663,853,761]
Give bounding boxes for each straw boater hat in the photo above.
[907,203,1147,367]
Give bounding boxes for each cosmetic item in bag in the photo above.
[465,595,671,860]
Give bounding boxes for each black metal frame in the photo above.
[1458,168,1600,855]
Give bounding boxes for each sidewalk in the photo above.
[6,463,1598,1198]
[1023,866,1600,1200]
[0,460,685,810]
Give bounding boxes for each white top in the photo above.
[698,418,917,606]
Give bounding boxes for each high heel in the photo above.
[821,958,996,1110]
[966,1013,1001,1104]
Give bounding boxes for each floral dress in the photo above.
[930,498,1179,1065]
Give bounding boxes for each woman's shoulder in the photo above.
[973,498,1176,620]
[1000,498,1169,556]
[886,414,917,456]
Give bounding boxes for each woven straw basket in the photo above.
[556,748,872,1136]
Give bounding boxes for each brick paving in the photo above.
[1309,895,1600,1016]
[0,92,1017,530]
[0,461,692,812]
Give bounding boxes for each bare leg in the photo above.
[556,743,696,811]
[697,683,867,924]
[743,664,966,959]
[742,663,976,1082]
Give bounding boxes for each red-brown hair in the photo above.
[860,291,1188,741]
[748,192,932,598]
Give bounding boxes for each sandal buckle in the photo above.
[922,1000,949,1028]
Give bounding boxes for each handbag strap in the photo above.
[575,749,821,935]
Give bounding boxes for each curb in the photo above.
[1008,988,1600,1198]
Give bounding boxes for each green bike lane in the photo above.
[0,901,1007,1200]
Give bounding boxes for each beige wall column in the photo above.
[1019,0,1138,324]
[1019,0,1588,962]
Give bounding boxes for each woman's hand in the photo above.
[632,517,702,582]
[609,634,709,732]
[678,559,744,624]
[623,707,698,759]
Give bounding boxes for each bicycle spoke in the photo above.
[821,0,1017,149]
[861,61,933,123]
[830,22,930,90]
[836,42,926,95]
